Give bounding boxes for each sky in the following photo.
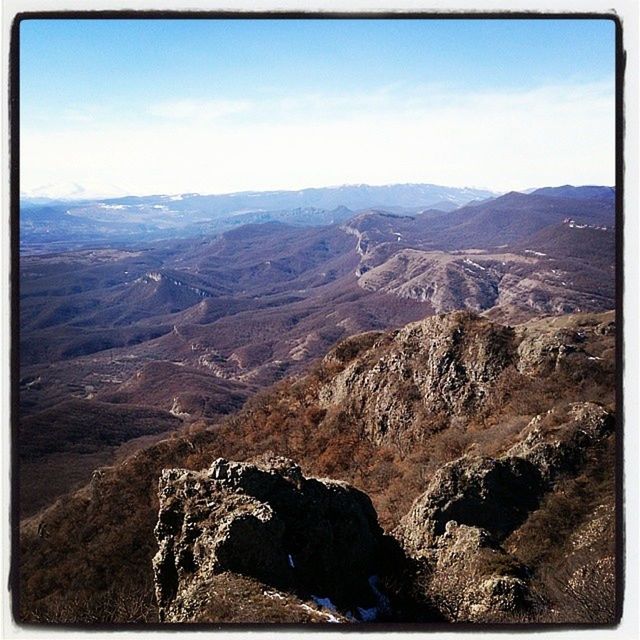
[20,18,616,198]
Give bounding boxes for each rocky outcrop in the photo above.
[153,455,391,623]
[319,312,514,444]
[356,249,524,314]
[152,401,613,624]
[514,314,615,375]
[515,327,584,375]
[420,522,530,622]
[394,402,614,621]
[148,307,616,625]
[506,402,614,484]
[396,456,544,553]
[318,311,614,449]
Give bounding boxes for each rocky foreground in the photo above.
[154,400,614,623]
[19,310,617,624]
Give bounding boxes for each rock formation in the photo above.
[318,311,614,449]
[152,401,613,623]
[153,455,393,622]
[319,311,515,444]
[394,401,614,621]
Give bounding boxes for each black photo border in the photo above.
[8,9,626,633]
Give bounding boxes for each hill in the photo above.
[18,310,616,624]
[19,188,616,517]
[20,182,498,247]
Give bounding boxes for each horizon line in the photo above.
[19,180,616,203]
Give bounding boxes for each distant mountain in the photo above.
[343,191,615,253]
[529,185,614,201]
[21,181,131,201]
[20,187,615,384]
[428,191,615,248]
[22,182,497,209]
[19,183,498,248]
[419,200,460,212]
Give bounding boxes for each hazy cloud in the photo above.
[22,81,614,196]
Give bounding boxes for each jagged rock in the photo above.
[153,455,388,622]
[424,522,530,622]
[396,404,613,555]
[319,312,514,444]
[515,328,581,374]
[394,401,614,622]
[393,454,539,622]
[396,455,544,553]
[506,403,614,483]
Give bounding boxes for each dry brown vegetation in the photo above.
[505,436,617,623]
[17,311,616,624]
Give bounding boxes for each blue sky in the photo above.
[20,18,616,197]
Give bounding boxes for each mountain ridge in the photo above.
[18,309,616,624]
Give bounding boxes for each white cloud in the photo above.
[148,98,252,120]
[21,82,614,197]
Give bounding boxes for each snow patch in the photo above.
[463,258,486,271]
[299,604,341,623]
[357,607,378,622]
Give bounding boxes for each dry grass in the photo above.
[18,312,617,624]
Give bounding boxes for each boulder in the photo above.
[153,455,388,622]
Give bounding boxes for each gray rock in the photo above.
[320,312,514,445]
[424,522,529,622]
[394,402,614,621]
[153,455,387,622]
[506,403,614,483]
[396,455,544,553]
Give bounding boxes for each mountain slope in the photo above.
[18,310,616,624]
[18,187,616,524]
[530,185,615,201]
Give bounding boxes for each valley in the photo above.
[16,183,618,624]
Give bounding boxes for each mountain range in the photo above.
[20,182,498,248]
[18,183,615,508]
[16,181,618,625]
